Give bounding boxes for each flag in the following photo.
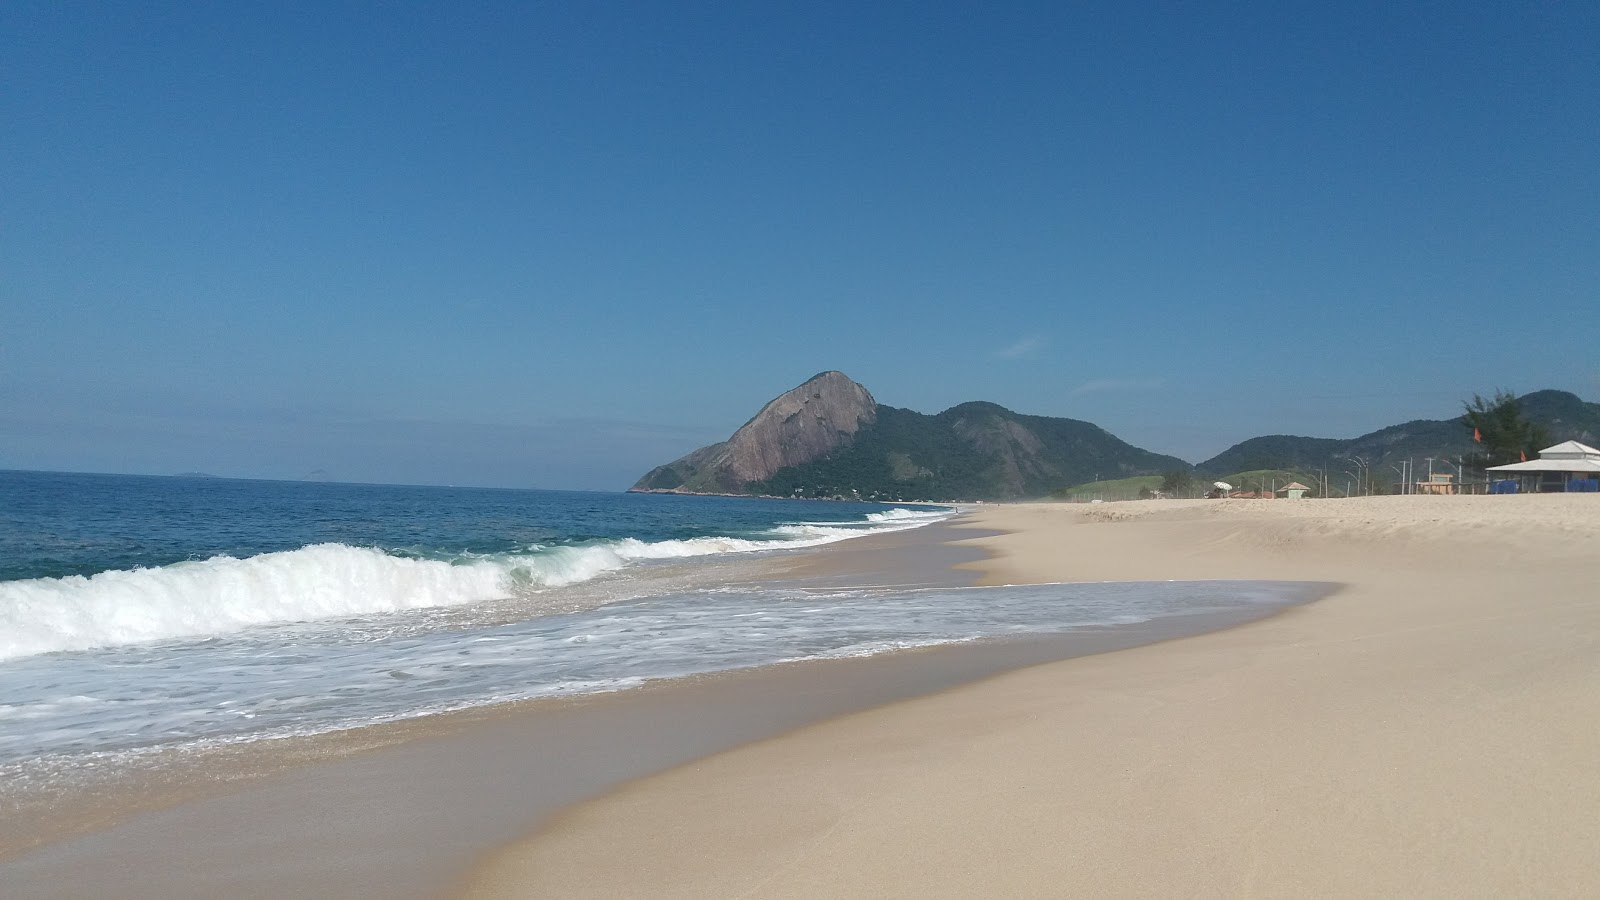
[1521,449,1527,462]
[1473,427,1482,443]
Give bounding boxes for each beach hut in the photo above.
[1416,473,1457,496]
[1484,441,1600,493]
[1278,481,1311,500]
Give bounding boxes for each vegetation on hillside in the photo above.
[1195,390,1599,488]
[1050,475,1164,502]
[1196,435,1347,476]
[642,386,1599,501]
[747,404,1186,501]
[1463,390,1552,468]
[1051,469,1327,501]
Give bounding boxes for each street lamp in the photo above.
[1436,457,1463,494]
[1346,456,1369,496]
[1390,464,1407,496]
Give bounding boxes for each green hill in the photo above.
[1197,390,1600,490]
[750,403,1189,501]
[1050,475,1165,502]
[632,372,1189,502]
[1194,435,1348,476]
[636,378,1599,502]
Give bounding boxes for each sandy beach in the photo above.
[461,495,1600,898]
[5,519,1301,898]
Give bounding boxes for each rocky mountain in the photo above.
[632,371,878,495]
[634,375,1599,500]
[631,371,1186,501]
[1196,390,1600,479]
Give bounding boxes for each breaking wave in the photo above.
[0,508,953,660]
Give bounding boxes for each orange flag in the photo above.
[1474,427,1482,443]
[1520,449,1527,462]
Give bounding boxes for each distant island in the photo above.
[631,372,1600,502]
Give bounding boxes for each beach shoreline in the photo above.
[9,495,1595,898]
[460,494,1600,898]
[0,518,960,863]
[0,514,1317,898]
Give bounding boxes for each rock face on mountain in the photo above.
[630,371,1186,500]
[631,371,878,494]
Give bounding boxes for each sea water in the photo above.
[0,470,1317,798]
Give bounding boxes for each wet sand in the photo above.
[0,519,1315,898]
[461,495,1600,898]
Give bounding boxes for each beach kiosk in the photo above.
[1416,473,1457,495]
[1278,481,1311,500]
[1484,441,1600,493]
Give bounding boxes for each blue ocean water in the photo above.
[0,470,922,583]
[0,470,1320,794]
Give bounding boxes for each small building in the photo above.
[1415,473,1457,496]
[1278,481,1311,500]
[1485,441,1600,493]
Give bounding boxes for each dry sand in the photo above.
[459,495,1600,898]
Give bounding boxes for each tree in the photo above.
[1160,470,1196,496]
[1463,391,1550,469]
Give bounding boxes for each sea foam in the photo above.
[0,508,952,660]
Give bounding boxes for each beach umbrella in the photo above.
[1213,482,1232,491]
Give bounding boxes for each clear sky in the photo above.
[4,2,1596,489]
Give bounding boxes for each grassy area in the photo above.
[1052,469,1329,502]
[1217,469,1316,495]
[1050,475,1163,501]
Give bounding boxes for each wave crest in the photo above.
[0,544,511,661]
[0,507,953,660]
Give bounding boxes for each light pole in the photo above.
[1436,457,1463,494]
[1346,456,1369,496]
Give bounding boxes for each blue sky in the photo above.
[4,2,1596,489]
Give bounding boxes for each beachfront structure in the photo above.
[1278,482,1311,500]
[1485,441,1600,493]
[1415,473,1457,496]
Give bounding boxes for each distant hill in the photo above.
[1195,435,1349,477]
[632,372,1187,501]
[634,378,1597,500]
[1197,390,1600,487]
[1520,389,1600,445]
[632,371,879,495]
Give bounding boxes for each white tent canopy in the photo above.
[1486,441,1600,474]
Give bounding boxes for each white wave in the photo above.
[780,507,954,536]
[865,507,950,523]
[0,544,516,661]
[788,507,950,528]
[766,523,867,539]
[0,540,667,661]
[0,507,954,661]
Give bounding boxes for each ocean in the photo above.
[0,470,1315,803]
